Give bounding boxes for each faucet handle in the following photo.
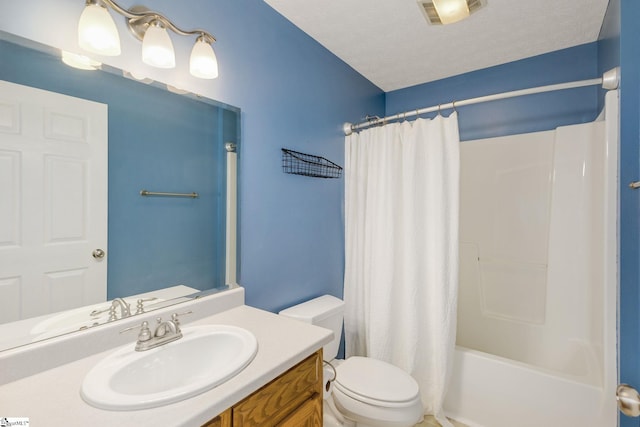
[171,311,193,320]
[171,311,193,330]
[120,321,152,342]
[108,306,117,322]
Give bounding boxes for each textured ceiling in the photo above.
[264,0,610,92]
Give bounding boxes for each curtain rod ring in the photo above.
[438,104,442,116]
[452,100,457,113]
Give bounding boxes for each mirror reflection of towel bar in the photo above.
[140,190,199,198]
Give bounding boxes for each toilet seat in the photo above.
[334,357,421,408]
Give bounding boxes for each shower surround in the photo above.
[444,91,618,426]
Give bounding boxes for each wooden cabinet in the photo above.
[201,409,231,427]
[202,350,323,427]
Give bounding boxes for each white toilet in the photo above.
[279,295,424,427]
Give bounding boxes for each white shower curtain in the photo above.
[344,114,460,426]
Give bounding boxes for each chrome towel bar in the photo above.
[140,189,199,198]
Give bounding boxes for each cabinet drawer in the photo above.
[278,396,322,427]
[232,350,322,427]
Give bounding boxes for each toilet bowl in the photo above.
[279,295,424,427]
[330,357,423,427]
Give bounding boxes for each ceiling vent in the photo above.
[418,0,487,25]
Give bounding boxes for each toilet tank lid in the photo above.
[279,295,344,322]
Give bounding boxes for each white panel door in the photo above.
[0,80,108,323]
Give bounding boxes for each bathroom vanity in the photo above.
[0,288,331,426]
[204,350,323,427]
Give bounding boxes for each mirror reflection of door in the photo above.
[0,80,108,322]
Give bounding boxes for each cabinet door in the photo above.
[277,397,322,427]
[200,351,323,427]
[233,351,322,427]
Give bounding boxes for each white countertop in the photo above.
[0,305,333,426]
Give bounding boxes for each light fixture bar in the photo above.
[98,0,216,42]
[79,0,219,78]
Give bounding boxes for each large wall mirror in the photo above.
[0,31,240,352]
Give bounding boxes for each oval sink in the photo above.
[81,324,258,410]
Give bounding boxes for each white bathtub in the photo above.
[445,90,619,427]
[445,346,616,427]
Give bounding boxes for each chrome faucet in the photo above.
[121,312,192,351]
[90,296,157,320]
[108,298,131,321]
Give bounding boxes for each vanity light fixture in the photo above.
[77,0,219,79]
[141,20,175,69]
[78,1,121,55]
[417,0,486,25]
[190,35,219,79]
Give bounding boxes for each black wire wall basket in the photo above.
[281,148,343,179]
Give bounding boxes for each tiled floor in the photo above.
[415,415,469,427]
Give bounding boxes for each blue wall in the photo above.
[4,2,640,423]
[202,2,386,312]
[0,0,385,312]
[7,1,630,329]
[597,0,620,112]
[600,1,640,426]
[145,0,387,313]
[386,42,601,142]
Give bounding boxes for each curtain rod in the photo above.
[343,67,620,136]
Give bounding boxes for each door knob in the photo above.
[92,248,106,259]
[617,384,640,417]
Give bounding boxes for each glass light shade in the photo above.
[190,38,219,79]
[432,0,470,24]
[78,4,121,56]
[61,51,101,70]
[142,22,175,69]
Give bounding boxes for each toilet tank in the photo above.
[279,295,344,360]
